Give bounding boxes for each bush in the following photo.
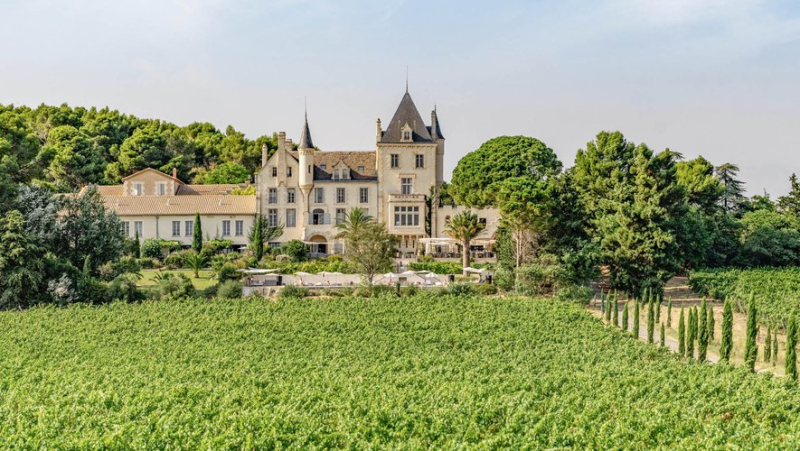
[281,239,309,262]
[136,258,158,269]
[556,285,594,303]
[447,282,475,297]
[475,284,499,296]
[402,285,420,297]
[278,285,308,299]
[151,273,194,300]
[216,280,242,299]
[494,266,515,291]
[409,261,462,274]
[164,252,185,270]
[217,263,241,282]
[141,239,182,260]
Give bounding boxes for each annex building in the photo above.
[97,89,499,259]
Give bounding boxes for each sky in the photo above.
[2,0,800,196]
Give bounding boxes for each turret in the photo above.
[298,113,315,195]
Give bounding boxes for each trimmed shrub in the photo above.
[217,280,242,299]
[475,284,499,296]
[408,261,462,274]
[278,285,308,300]
[447,283,475,297]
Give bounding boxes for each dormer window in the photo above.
[320,164,327,171]
[358,166,365,172]
[133,182,143,196]
[333,169,340,180]
[400,123,413,142]
[156,182,167,196]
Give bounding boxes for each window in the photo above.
[222,220,231,236]
[268,209,278,227]
[185,220,193,237]
[314,187,324,203]
[172,221,180,236]
[286,167,292,177]
[312,209,326,225]
[390,154,399,168]
[123,221,130,237]
[336,208,346,225]
[401,178,412,195]
[235,220,244,236]
[308,165,311,174]
[157,182,167,196]
[403,131,411,140]
[415,155,424,168]
[133,183,143,196]
[272,167,277,177]
[359,187,369,203]
[358,165,365,172]
[286,209,296,228]
[320,164,326,170]
[333,169,339,180]
[393,206,420,227]
[336,187,345,203]
[134,221,143,237]
[287,188,295,204]
[268,188,278,204]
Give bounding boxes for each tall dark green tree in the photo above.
[744,296,758,372]
[787,316,797,381]
[698,298,708,362]
[667,298,673,327]
[773,332,779,366]
[660,323,666,348]
[656,296,662,324]
[778,173,800,218]
[765,327,772,364]
[0,210,46,308]
[686,307,696,359]
[192,212,203,253]
[708,304,715,341]
[133,230,141,258]
[612,291,619,327]
[250,213,264,262]
[720,300,733,362]
[716,163,746,214]
[622,301,629,332]
[647,295,655,343]
[633,298,640,337]
[678,307,686,355]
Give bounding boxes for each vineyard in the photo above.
[3,295,800,447]
[689,268,800,326]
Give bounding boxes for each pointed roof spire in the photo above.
[405,66,409,93]
[381,90,433,143]
[299,105,314,149]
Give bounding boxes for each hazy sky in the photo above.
[2,0,800,195]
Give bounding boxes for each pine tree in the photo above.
[612,291,619,327]
[687,307,695,359]
[660,322,666,348]
[622,301,629,333]
[787,316,797,381]
[720,299,733,362]
[678,307,686,356]
[667,298,672,328]
[133,229,141,258]
[633,298,640,338]
[647,295,655,343]
[698,298,708,362]
[773,332,779,366]
[765,327,772,363]
[192,212,203,253]
[656,296,662,324]
[708,303,715,341]
[744,296,758,372]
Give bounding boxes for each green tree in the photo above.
[679,307,686,355]
[698,298,708,362]
[660,323,666,348]
[708,305,715,341]
[777,173,800,218]
[787,316,797,381]
[449,136,562,208]
[765,327,772,363]
[633,299,640,337]
[744,296,758,372]
[647,296,654,343]
[0,210,47,308]
[773,332,779,366]
[720,299,733,362]
[133,230,141,258]
[612,291,619,327]
[656,296,661,324]
[200,162,250,184]
[716,163,745,214]
[185,252,207,278]
[622,301,629,332]
[40,125,106,190]
[445,210,485,270]
[667,298,672,327]
[249,214,283,262]
[193,213,203,253]
[336,208,398,285]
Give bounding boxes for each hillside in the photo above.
[1,295,800,447]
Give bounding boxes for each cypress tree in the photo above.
[787,316,797,381]
[660,322,666,348]
[773,332,778,366]
[720,299,733,362]
[744,296,758,372]
[192,212,203,253]
[656,296,662,324]
[687,307,695,359]
[678,307,686,356]
[251,214,264,262]
[606,291,612,322]
[612,291,619,327]
[647,295,655,343]
[708,303,715,342]
[765,327,772,363]
[667,298,672,328]
[622,301,629,333]
[698,298,708,362]
[633,298,640,338]
[133,229,141,258]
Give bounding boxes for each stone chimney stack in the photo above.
[376,118,382,143]
[172,168,177,179]
[261,143,269,168]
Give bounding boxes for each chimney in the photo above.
[172,168,177,179]
[376,118,382,143]
[261,143,269,168]
[278,131,286,152]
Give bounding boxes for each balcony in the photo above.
[389,193,426,203]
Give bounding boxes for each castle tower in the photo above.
[298,112,315,197]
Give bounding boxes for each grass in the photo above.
[3,295,800,447]
[138,269,218,291]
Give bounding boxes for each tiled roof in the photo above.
[99,194,256,216]
[299,113,314,149]
[381,92,433,143]
[313,151,377,180]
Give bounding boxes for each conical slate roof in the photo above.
[299,113,314,149]
[381,92,433,143]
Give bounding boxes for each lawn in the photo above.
[3,295,800,447]
[138,268,218,291]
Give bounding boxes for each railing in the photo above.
[429,252,496,259]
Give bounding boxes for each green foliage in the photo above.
[249,214,283,262]
[336,208,398,284]
[687,307,696,359]
[184,252,208,278]
[708,304,715,341]
[787,316,798,380]
[408,261,462,274]
[230,185,256,195]
[0,210,47,308]
[765,327,772,363]
[667,298,672,328]
[745,296,758,372]
[679,308,686,355]
[446,282,475,297]
[622,301,629,332]
[698,298,708,362]
[720,300,734,362]
[660,323,666,348]
[647,296,654,343]
[192,212,202,253]
[150,272,194,300]
[200,162,250,184]
[141,238,182,259]
[216,280,243,299]
[279,239,309,262]
[445,210,485,269]
[449,136,562,208]
[633,299,640,337]
[278,285,308,300]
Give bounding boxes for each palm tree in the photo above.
[335,207,374,241]
[445,210,485,270]
[185,252,207,278]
